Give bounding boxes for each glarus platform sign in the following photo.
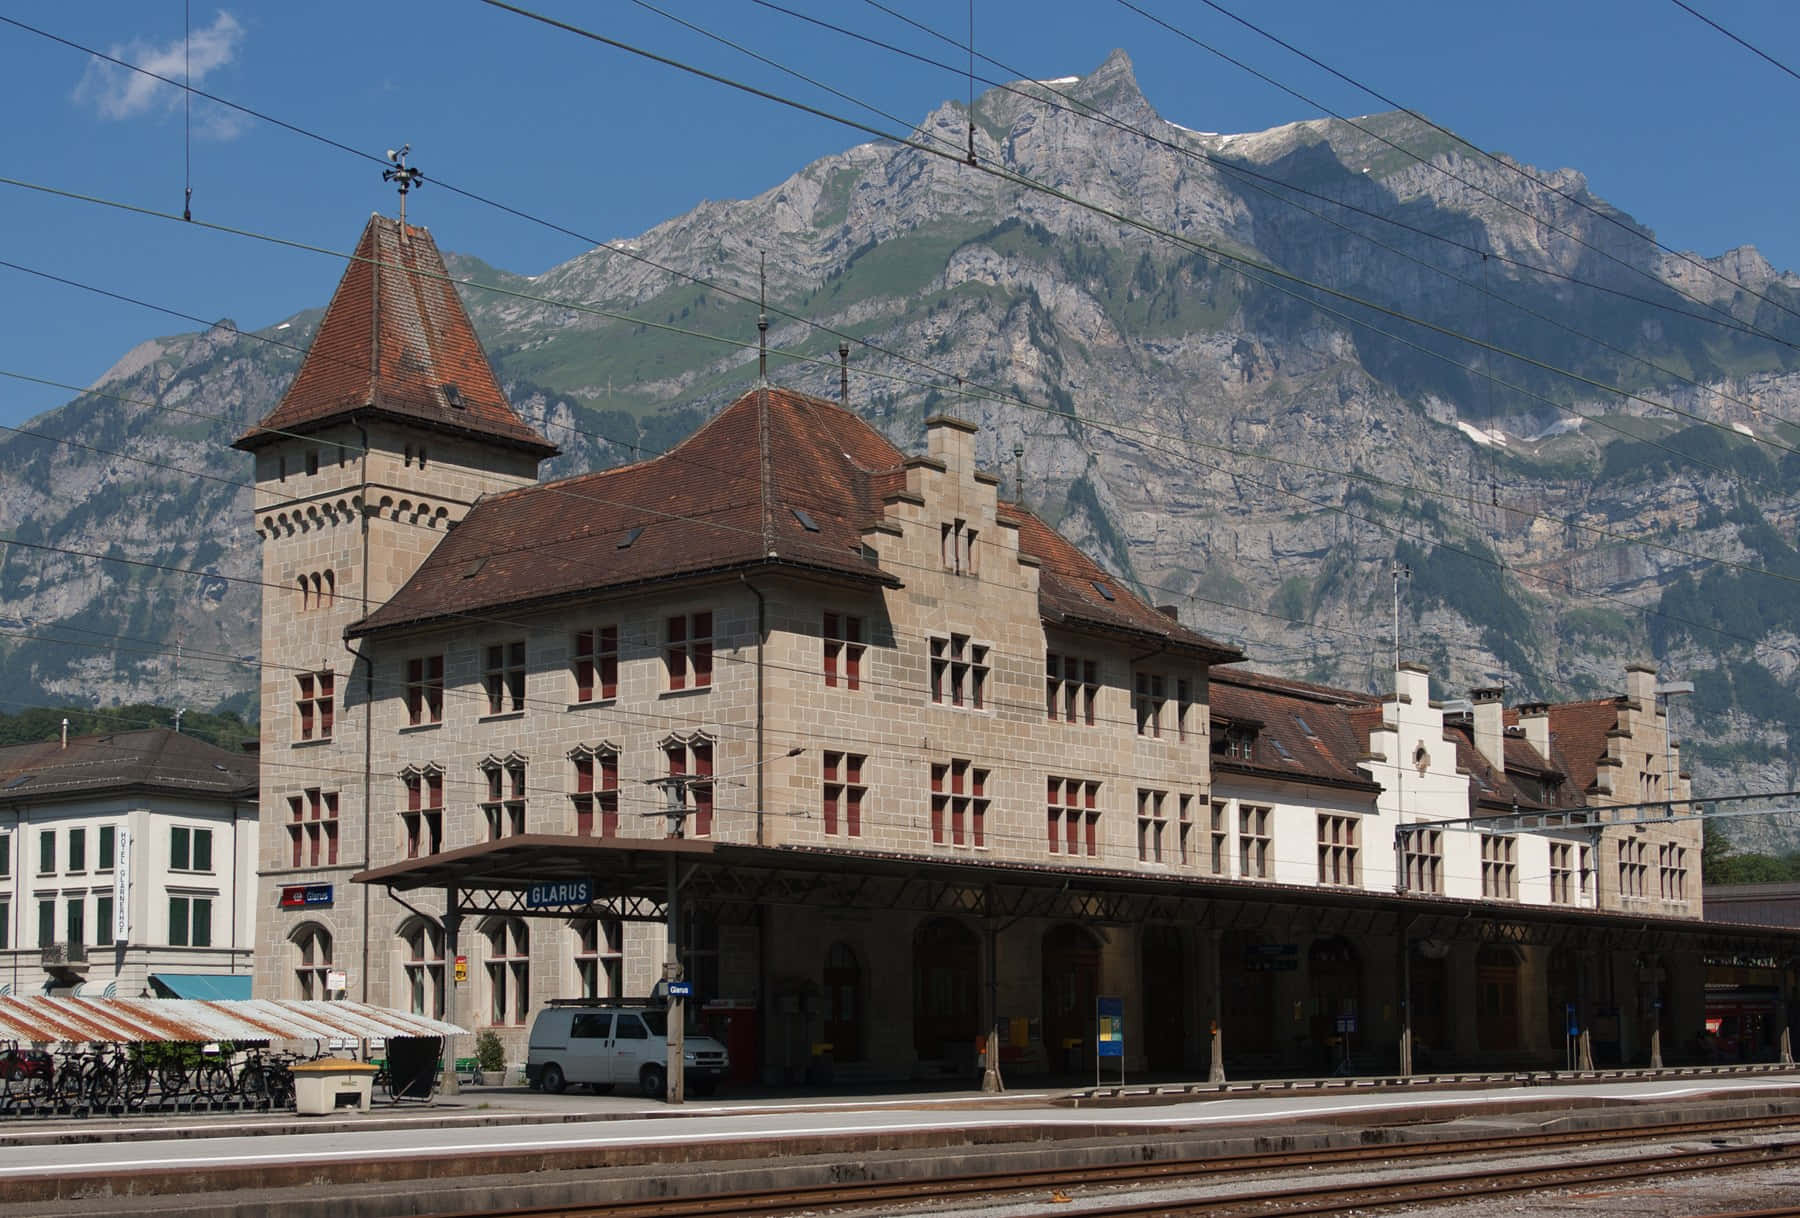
[526,878,593,909]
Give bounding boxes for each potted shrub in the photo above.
[475,1029,507,1085]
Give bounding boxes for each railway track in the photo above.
[426,1112,1800,1218]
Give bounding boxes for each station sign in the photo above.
[525,877,593,909]
[279,883,334,909]
[1245,943,1299,972]
[666,981,692,997]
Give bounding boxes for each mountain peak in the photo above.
[1069,48,1150,113]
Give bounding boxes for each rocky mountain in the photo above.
[6,50,1800,847]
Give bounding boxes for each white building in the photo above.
[0,727,259,998]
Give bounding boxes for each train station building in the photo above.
[241,213,1800,1086]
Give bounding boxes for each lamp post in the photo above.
[1647,680,1692,1070]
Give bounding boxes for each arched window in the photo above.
[298,575,310,611]
[484,917,529,1026]
[323,569,335,606]
[572,918,622,999]
[293,924,333,1000]
[400,918,445,1018]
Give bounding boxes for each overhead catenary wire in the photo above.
[756,0,1800,443]
[1671,0,1800,85]
[1113,0,1800,334]
[462,1,1796,494]
[10,7,1799,486]
[3,21,1785,683]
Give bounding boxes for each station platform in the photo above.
[3,1070,1799,1217]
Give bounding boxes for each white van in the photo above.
[525,1001,730,1098]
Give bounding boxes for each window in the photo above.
[168,896,212,947]
[941,518,978,574]
[94,894,112,946]
[663,738,714,837]
[484,641,526,715]
[1176,679,1196,741]
[406,655,444,725]
[572,627,619,703]
[0,833,9,878]
[402,919,445,1019]
[1045,652,1099,725]
[305,448,319,477]
[1619,837,1649,899]
[37,898,54,948]
[664,613,713,691]
[295,670,334,742]
[822,752,866,837]
[171,825,214,873]
[571,747,619,838]
[1216,726,1255,761]
[401,769,444,858]
[822,613,865,691]
[294,925,332,999]
[1137,789,1168,862]
[0,901,9,949]
[1238,804,1271,878]
[97,826,114,871]
[285,791,338,868]
[481,757,528,840]
[1549,841,1580,905]
[67,828,85,873]
[66,896,84,948]
[930,759,989,849]
[299,570,335,612]
[574,918,623,999]
[1046,777,1099,857]
[1178,794,1194,865]
[38,830,54,876]
[1317,814,1360,886]
[1658,842,1687,901]
[1481,834,1518,900]
[1135,672,1167,737]
[929,634,988,708]
[485,918,529,1026]
[1210,800,1229,874]
[1403,827,1444,894]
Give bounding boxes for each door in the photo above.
[822,942,862,1062]
[1141,925,1186,1072]
[1041,924,1100,1073]
[612,1012,651,1084]
[568,1011,612,1085]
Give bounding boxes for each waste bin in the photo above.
[291,1058,379,1115]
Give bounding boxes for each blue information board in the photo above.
[667,980,692,997]
[1097,995,1124,1059]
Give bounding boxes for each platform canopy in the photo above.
[0,998,464,1045]
[352,833,1800,956]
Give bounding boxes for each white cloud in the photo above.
[74,11,246,138]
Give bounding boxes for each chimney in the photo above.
[925,414,979,474]
[1471,687,1505,774]
[60,718,68,749]
[1625,662,1657,709]
[1156,604,1180,620]
[1518,702,1551,760]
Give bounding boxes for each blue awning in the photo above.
[148,973,252,1000]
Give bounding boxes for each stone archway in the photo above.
[1141,925,1186,1072]
[912,918,979,1062]
[1042,923,1101,1073]
[822,941,863,1062]
[1478,944,1523,1052]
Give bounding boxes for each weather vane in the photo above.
[382,145,425,226]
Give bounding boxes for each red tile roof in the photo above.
[349,384,1238,664]
[1510,699,1624,796]
[0,729,256,802]
[234,215,556,457]
[1209,668,1380,789]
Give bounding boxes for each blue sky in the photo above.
[3,0,1799,429]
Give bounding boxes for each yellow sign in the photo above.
[454,954,468,984]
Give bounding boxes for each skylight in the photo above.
[3,775,31,790]
[617,526,645,550]
[1292,714,1316,737]
[791,507,820,533]
[1268,739,1293,761]
[1091,580,1116,601]
[462,556,488,579]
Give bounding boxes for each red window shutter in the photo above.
[823,789,838,835]
[576,757,593,794]
[846,788,862,837]
[693,640,713,687]
[972,803,984,848]
[1048,808,1060,851]
[600,627,618,698]
[930,797,945,844]
[1085,812,1098,857]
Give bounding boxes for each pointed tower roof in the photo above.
[234,214,557,457]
